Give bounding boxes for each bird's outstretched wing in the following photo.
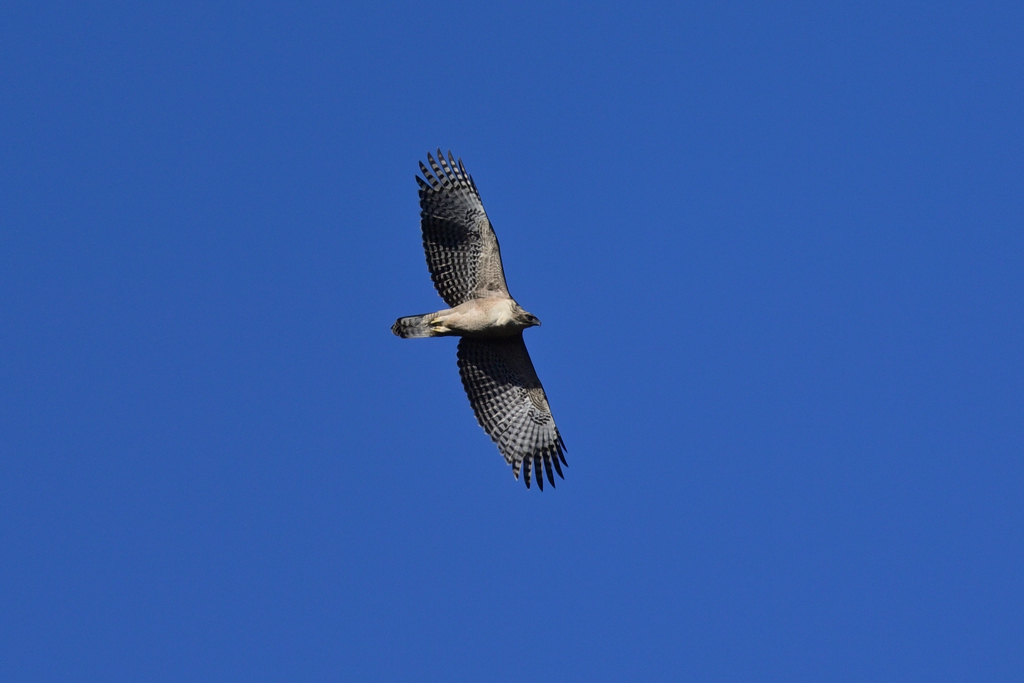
[457,334,566,489]
[417,150,510,307]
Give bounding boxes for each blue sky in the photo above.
[2,2,1022,680]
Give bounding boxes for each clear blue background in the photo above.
[2,2,1022,680]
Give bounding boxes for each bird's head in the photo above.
[520,310,542,328]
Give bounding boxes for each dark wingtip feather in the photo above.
[556,435,568,467]
[448,152,466,184]
[438,153,453,182]
[456,158,475,192]
[418,161,439,189]
[544,454,555,487]
[427,153,446,186]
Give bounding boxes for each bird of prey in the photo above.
[391,150,566,489]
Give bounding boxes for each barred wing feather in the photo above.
[457,334,566,489]
[416,150,510,307]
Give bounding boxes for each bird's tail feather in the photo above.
[391,313,439,338]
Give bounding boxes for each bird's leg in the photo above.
[427,313,451,335]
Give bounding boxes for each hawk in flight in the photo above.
[392,150,567,489]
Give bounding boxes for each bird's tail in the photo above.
[391,313,439,338]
